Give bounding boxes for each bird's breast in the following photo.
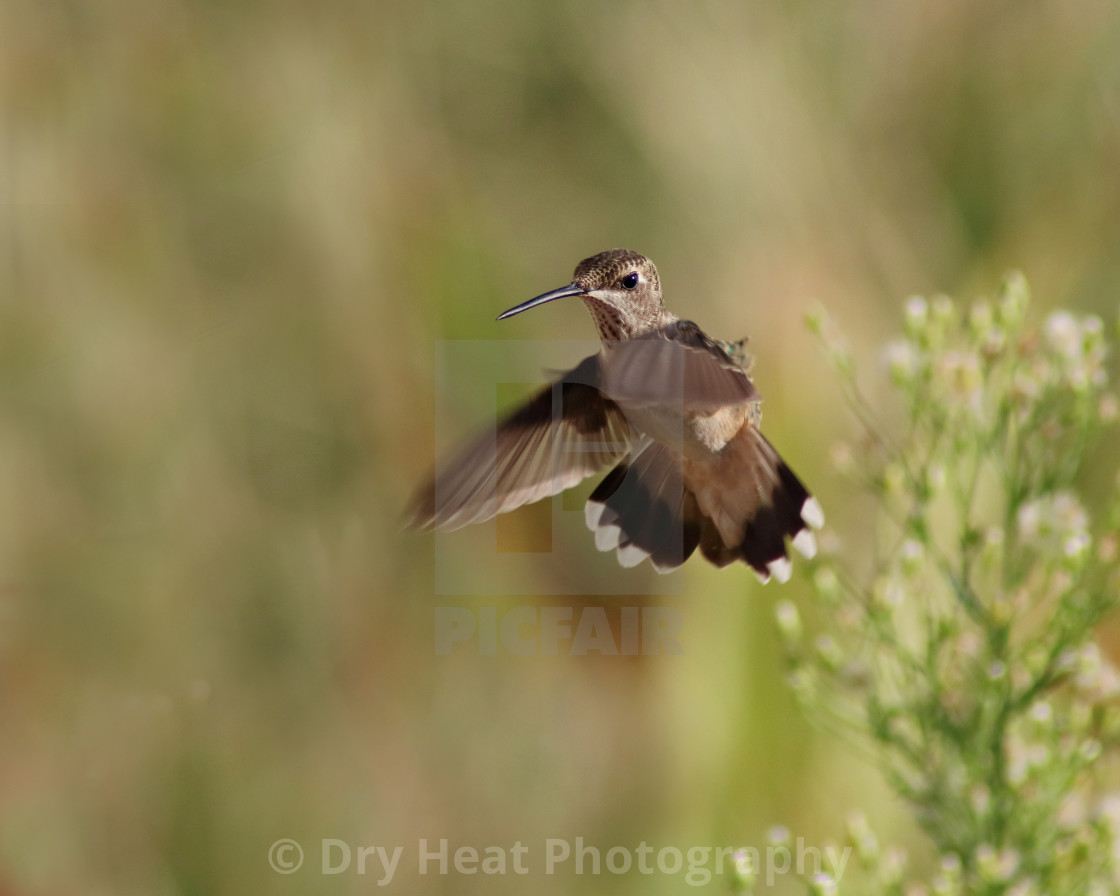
[621,402,757,461]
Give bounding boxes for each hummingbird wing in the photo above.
[598,322,760,411]
[407,354,631,531]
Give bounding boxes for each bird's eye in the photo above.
[621,271,640,290]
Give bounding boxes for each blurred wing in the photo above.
[600,328,760,411]
[407,354,630,531]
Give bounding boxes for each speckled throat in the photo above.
[580,296,671,344]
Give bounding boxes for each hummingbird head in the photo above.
[498,249,665,343]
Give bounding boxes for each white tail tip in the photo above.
[617,542,650,568]
[801,497,825,530]
[767,556,793,584]
[792,528,818,559]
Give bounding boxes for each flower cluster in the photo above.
[790,275,1120,895]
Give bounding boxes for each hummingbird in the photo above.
[407,249,823,582]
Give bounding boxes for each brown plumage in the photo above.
[407,249,823,582]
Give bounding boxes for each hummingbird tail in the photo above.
[584,442,701,573]
[686,427,823,583]
[583,429,822,580]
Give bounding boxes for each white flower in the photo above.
[814,634,843,670]
[732,847,756,884]
[975,844,1019,883]
[1017,501,1042,541]
[1045,311,1082,360]
[775,600,801,642]
[884,339,919,383]
[900,539,924,575]
[810,873,837,896]
[1043,311,1110,391]
[905,296,929,335]
[1017,492,1088,554]
[813,567,840,601]
[767,825,790,845]
[1064,532,1091,560]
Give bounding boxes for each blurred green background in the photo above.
[3,1,1120,893]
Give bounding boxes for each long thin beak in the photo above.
[497,283,587,320]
